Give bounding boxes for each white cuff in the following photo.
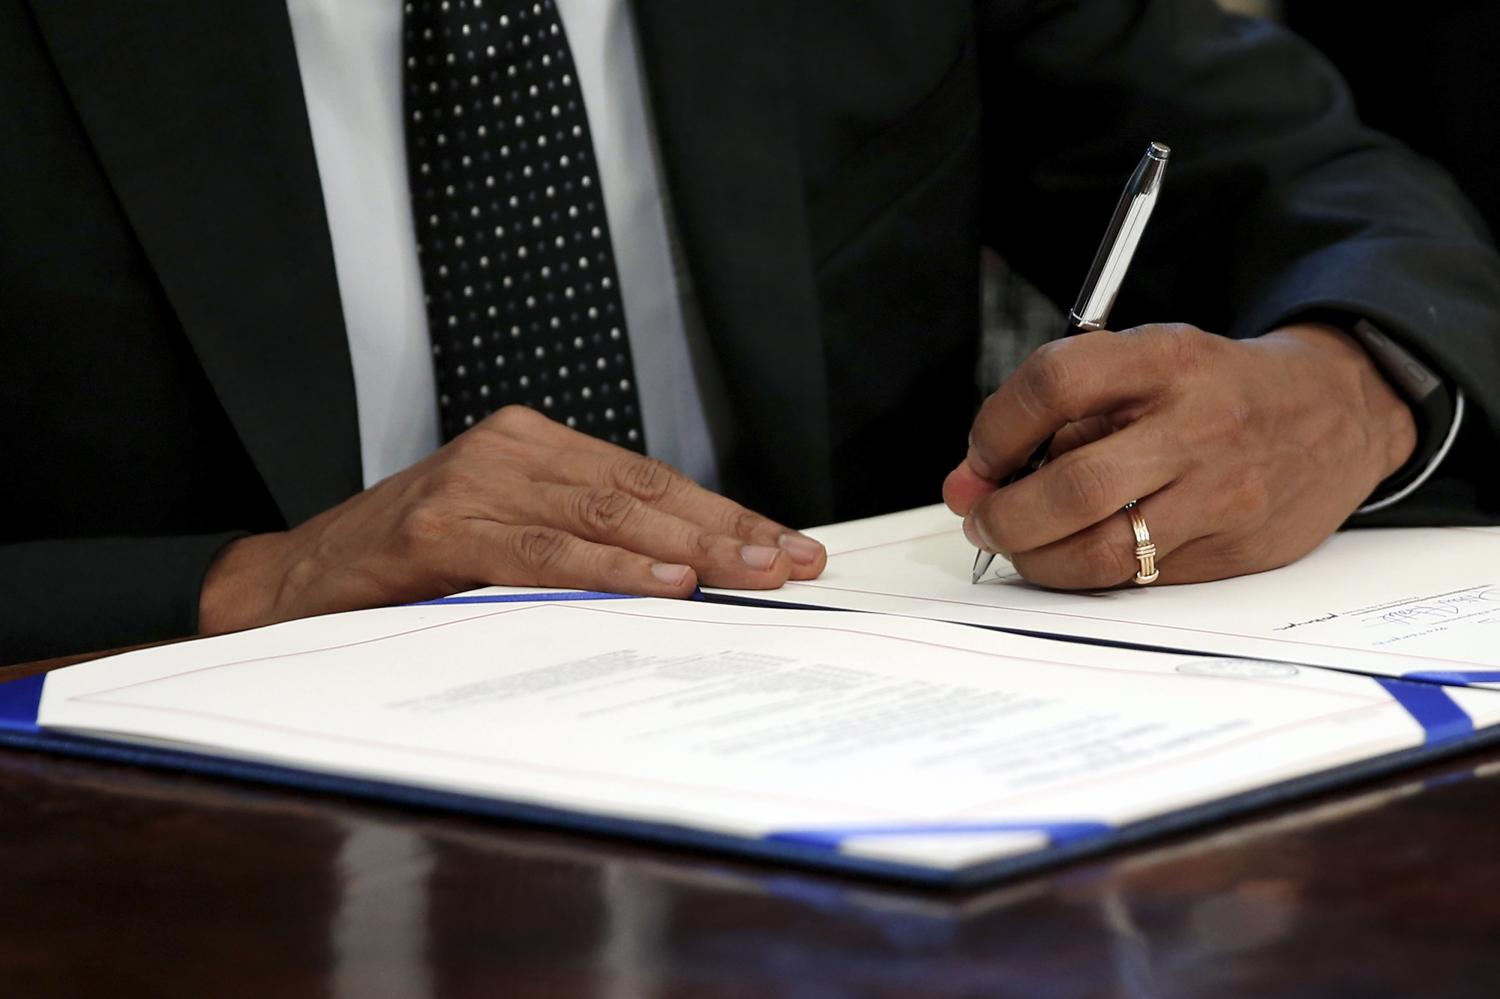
[1356,388,1466,514]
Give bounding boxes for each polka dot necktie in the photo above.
[402,0,647,451]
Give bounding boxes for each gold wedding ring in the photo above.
[1124,501,1159,585]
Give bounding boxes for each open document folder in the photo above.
[709,505,1500,688]
[4,592,1500,885]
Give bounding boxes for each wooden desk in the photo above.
[5,654,1500,997]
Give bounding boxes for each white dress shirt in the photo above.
[286,0,1454,511]
[285,0,725,489]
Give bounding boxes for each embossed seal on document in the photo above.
[1175,659,1301,679]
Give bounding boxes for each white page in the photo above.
[710,505,1500,687]
[36,595,1500,873]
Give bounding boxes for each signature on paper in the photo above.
[1361,586,1500,630]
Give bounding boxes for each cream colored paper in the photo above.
[712,505,1500,685]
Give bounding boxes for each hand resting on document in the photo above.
[943,323,1417,588]
[199,405,827,633]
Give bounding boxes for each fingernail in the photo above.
[651,562,691,586]
[740,545,781,570]
[963,516,981,548]
[776,532,823,564]
[964,515,997,553]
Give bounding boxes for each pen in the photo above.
[972,141,1170,584]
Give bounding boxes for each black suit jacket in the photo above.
[1284,0,1500,239]
[5,0,1500,664]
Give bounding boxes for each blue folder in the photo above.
[4,591,1499,887]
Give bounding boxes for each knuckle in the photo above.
[616,457,682,504]
[511,525,568,570]
[574,487,638,535]
[688,530,718,561]
[489,404,541,435]
[1018,342,1077,418]
[399,504,449,552]
[430,464,482,501]
[1160,324,1215,373]
[1225,469,1271,519]
[1051,455,1117,518]
[729,509,767,540]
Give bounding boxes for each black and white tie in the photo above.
[402,0,648,451]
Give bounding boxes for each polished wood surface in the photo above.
[5,654,1500,997]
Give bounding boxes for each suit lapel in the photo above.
[633,0,833,527]
[27,0,361,526]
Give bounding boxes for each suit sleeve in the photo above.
[0,534,242,666]
[976,0,1500,522]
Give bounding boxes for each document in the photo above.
[709,505,1500,687]
[29,594,1500,877]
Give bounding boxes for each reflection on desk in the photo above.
[3,733,1500,996]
